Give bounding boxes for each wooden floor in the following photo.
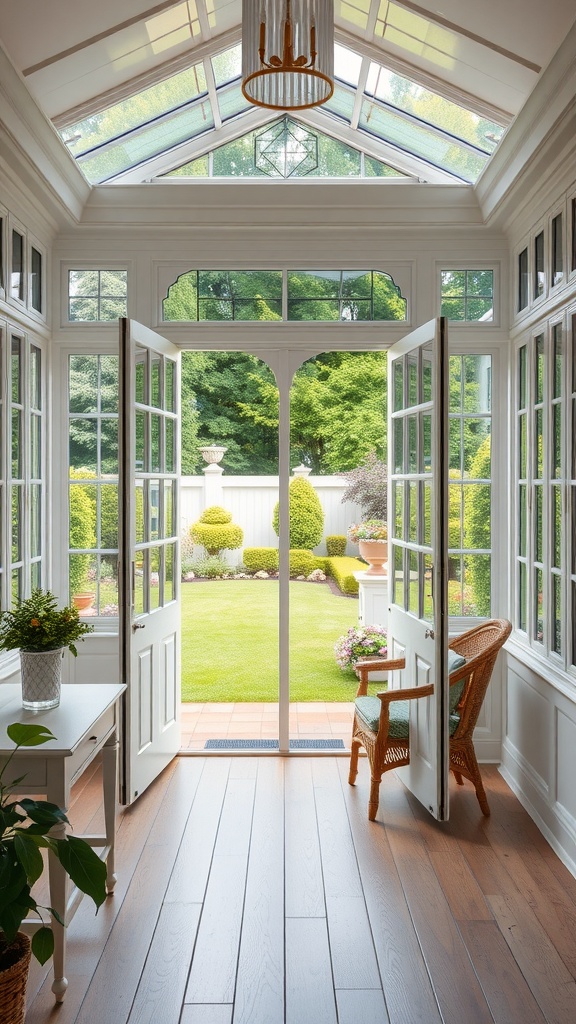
[25,756,576,1024]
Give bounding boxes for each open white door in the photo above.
[387,318,450,820]
[119,319,181,804]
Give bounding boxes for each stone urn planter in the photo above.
[358,539,388,576]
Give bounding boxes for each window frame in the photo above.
[435,262,500,328]
[8,214,27,313]
[27,233,47,324]
[60,262,131,327]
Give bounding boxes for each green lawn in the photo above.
[181,580,360,702]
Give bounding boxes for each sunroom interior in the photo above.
[1,0,576,885]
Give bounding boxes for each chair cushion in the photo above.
[448,649,467,713]
[355,696,410,738]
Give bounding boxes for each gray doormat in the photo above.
[204,738,345,750]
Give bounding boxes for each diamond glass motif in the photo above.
[254,118,319,178]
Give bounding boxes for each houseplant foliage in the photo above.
[0,590,94,657]
[190,505,243,556]
[334,625,388,671]
[272,476,324,550]
[0,722,107,967]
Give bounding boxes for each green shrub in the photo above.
[190,505,243,555]
[191,555,231,578]
[289,549,316,577]
[273,476,324,549]
[313,556,329,572]
[243,547,279,572]
[326,534,347,557]
[325,556,362,596]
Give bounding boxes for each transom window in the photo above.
[68,270,128,322]
[440,270,494,322]
[162,269,407,322]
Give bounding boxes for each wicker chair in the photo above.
[348,618,512,820]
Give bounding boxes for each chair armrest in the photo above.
[376,683,434,703]
[354,657,405,696]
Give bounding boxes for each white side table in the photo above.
[0,682,125,1002]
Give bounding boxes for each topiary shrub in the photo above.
[243,547,279,573]
[325,556,362,596]
[190,505,243,555]
[273,476,324,550]
[326,534,347,557]
[69,484,97,596]
[289,549,316,577]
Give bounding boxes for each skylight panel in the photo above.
[217,82,251,122]
[211,44,242,87]
[205,0,238,33]
[359,98,486,180]
[334,43,363,87]
[365,63,504,153]
[337,0,372,32]
[323,83,357,122]
[60,63,207,158]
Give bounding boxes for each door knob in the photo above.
[132,621,146,632]
[424,628,435,639]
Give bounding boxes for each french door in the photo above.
[119,319,181,803]
[388,318,450,819]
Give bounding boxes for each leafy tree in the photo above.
[338,451,387,520]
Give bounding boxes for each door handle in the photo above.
[132,621,146,632]
[425,628,435,639]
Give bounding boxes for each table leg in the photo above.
[47,818,69,1002]
[102,730,119,893]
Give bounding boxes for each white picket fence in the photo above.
[180,473,363,562]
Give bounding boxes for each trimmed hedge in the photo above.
[243,547,279,572]
[190,505,243,555]
[273,476,324,549]
[289,549,316,577]
[325,555,362,596]
[326,534,347,557]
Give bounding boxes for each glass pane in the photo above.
[408,415,417,473]
[393,418,403,473]
[31,415,41,479]
[11,487,21,560]
[31,560,41,591]
[552,486,561,568]
[12,568,21,605]
[31,484,41,557]
[463,555,491,616]
[11,232,23,301]
[151,415,161,473]
[519,415,527,478]
[69,297,98,321]
[166,418,175,473]
[165,359,176,412]
[422,413,432,471]
[519,484,527,556]
[449,484,462,549]
[150,548,160,610]
[535,335,545,404]
[136,412,146,472]
[11,337,21,403]
[31,247,42,311]
[393,481,403,539]
[423,482,432,547]
[553,324,563,399]
[553,404,561,478]
[448,557,462,615]
[135,483,145,544]
[101,419,118,475]
[69,555,95,607]
[552,214,563,285]
[151,354,161,408]
[449,420,461,474]
[518,345,527,408]
[393,360,403,411]
[535,568,544,643]
[535,486,543,563]
[449,356,462,412]
[463,485,490,548]
[408,482,418,543]
[422,352,432,403]
[552,574,561,654]
[408,354,418,406]
[134,553,145,614]
[30,346,41,409]
[150,480,160,541]
[135,350,147,404]
[69,355,98,413]
[165,542,175,603]
[12,410,21,477]
[535,410,543,477]
[99,554,119,616]
[534,231,545,298]
[70,420,97,474]
[101,484,118,548]
[100,356,119,412]
[409,550,419,615]
[518,248,528,311]
[519,561,527,632]
[423,554,433,623]
[164,481,174,539]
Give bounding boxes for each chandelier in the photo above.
[241,0,334,111]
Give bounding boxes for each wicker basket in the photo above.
[0,933,31,1024]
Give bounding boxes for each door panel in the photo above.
[119,319,181,804]
[387,318,449,820]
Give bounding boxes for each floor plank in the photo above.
[285,918,338,1024]
[284,758,325,917]
[336,988,391,1024]
[126,902,202,1024]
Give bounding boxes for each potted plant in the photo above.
[0,721,107,1023]
[347,520,388,575]
[334,625,388,671]
[0,591,94,711]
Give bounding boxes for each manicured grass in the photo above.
[181,579,360,702]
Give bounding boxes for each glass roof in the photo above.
[60,38,506,185]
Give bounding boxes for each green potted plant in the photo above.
[0,591,94,711]
[0,722,107,1023]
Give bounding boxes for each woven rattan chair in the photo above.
[348,618,512,820]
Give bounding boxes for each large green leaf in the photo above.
[0,850,27,909]
[6,723,56,747]
[18,798,69,826]
[14,833,44,885]
[56,836,107,908]
[0,885,32,943]
[31,926,54,965]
